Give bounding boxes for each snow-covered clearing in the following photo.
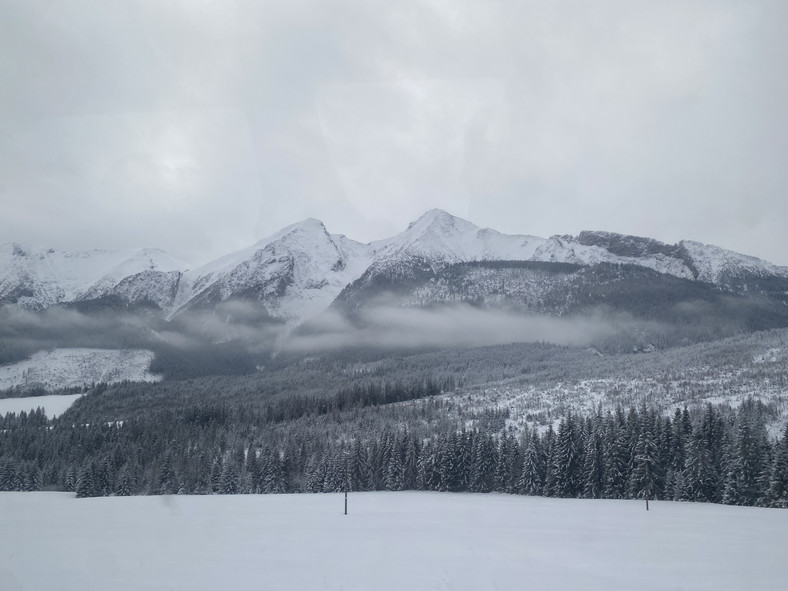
[1,491,786,591]
[0,348,160,391]
[0,393,81,418]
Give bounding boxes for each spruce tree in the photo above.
[518,430,545,496]
[603,418,629,499]
[581,428,604,499]
[76,461,97,498]
[210,458,223,493]
[158,452,176,495]
[629,429,659,501]
[553,414,582,498]
[767,424,788,507]
[115,465,134,496]
[723,414,767,506]
[469,432,496,493]
[542,426,558,497]
[219,459,239,495]
[683,431,715,502]
[403,436,420,491]
[384,446,405,491]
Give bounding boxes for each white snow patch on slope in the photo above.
[753,348,782,364]
[0,243,185,308]
[1,491,786,591]
[0,348,160,391]
[681,240,788,283]
[0,394,82,418]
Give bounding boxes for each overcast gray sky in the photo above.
[2,0,787,265]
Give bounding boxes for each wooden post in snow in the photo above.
[344,449,349,516]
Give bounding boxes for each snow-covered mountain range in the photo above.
[3,209,788,328]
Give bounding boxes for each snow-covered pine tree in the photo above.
[219,459,239,494]
[209,457,223,493]
[494,433,519,493]
[581,424,604,499]
[629,428,660,501]
[723,411,768,506]
[115,465,134,496]
[76,461,98,498]
[542,425,558,497]
[383,443,405,491]
[403,435,420,491]
[469,431,496,493]
[416,440,440,491]
[157,451,176,495]
[683,431,715,503]
[518,430,545,496]
[553,414,582,498]
[602,415,629,499]
[767,424,788,507]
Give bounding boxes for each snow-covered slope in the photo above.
[0,243,184,310]
[680,240,788,284]
[0,348,161,391]
[170,219,375,325]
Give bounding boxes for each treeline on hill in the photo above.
[1,391,787,508]
[45,329,788,423]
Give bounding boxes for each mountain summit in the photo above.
[2,211,787,330]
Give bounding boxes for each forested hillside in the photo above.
[2,330,787,507]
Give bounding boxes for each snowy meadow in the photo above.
[1,491,786,591]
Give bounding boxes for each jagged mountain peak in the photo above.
[169,216,375,324]
[272,217,328,237]
[405,208,473,232]
[383,209,542,265]
[119,248,184,272]
[246,217,330,252]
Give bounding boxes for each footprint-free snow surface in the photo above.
[1,491,786,591]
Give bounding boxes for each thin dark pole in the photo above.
[344,450,350,515]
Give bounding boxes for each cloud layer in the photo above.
[284,304,620,352]
[2,1,787,264]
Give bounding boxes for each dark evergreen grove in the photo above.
[2,392,787,508]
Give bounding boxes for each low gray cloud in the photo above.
[284,304,621,352]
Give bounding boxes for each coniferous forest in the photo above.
[2,390,787,508]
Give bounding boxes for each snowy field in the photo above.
[1,492,786,591]
[0,393,81,418]
[0,348,160,391]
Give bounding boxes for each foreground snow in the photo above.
[1,492,786,591]
[0,348,160,391]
